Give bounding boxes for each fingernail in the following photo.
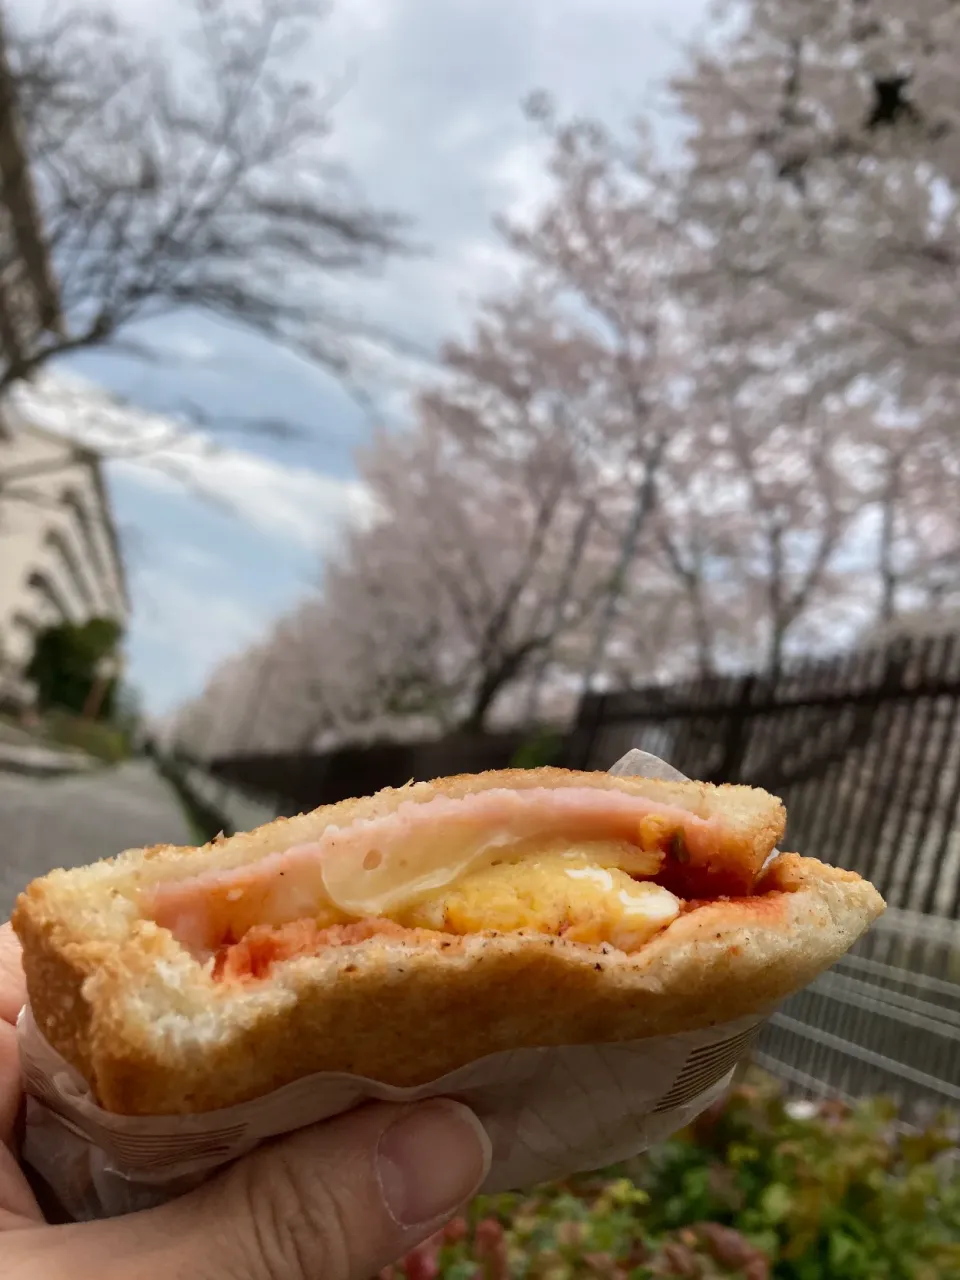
[377,1101,492,1227]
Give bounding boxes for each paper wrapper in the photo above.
[17,749,769,1221]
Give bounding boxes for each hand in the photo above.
[0,922,490,1280]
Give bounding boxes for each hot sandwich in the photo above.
[13,767,884,1116]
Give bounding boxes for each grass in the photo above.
[40,709,131,763]
[156,755,231,845]
[0,709,132,764]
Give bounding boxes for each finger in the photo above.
[90,1099,491,1280]
[0,1026,43,1227]
[0,926,25,1026]
[0,926,41,1227]
[0,1021,21,1149]
[0,1143,43,1225]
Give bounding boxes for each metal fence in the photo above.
[754,908,960,1122]
[211,731,534,813]
[565,634,960,1117]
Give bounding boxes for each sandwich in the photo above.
[13,767,885,1117]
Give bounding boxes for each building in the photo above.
[0,22,116,709]
[0,17,122,708]
[0,410,128,709]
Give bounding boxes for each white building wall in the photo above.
[0,413,128,705]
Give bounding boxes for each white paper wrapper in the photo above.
[16,749,769,1221]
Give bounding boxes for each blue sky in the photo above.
[11,0,713,718]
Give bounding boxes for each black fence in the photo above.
[210,730,555,814]
[564,634,960,919]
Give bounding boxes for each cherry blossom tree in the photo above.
[498,100,692,692]
[170,0,960,756]
[320,289,626,734]
[671,0,960,634]
[171,650,260,761]
[673,0,960,388]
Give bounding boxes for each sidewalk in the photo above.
[0,761,193,919]
[0,739,96,777]
[0,718,95,778]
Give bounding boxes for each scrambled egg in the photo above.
[398,841,681,952]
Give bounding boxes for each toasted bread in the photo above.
[13,768,882,1115]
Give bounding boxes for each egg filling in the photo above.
[142,785,759,980]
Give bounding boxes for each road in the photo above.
[0,761,194,920]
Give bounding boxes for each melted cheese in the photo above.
[315,787,713,916]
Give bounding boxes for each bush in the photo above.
[26,618,122,718]
[385,1075,960,1279]
[509,730,565,770]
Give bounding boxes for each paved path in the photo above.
[0,762,193,920]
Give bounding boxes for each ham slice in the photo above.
[144,786,724,955]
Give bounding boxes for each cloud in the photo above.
[486,137,556,224]
[285,0,715,345]
[113,445,373,552]
[150,331,219,364]
[130,561,265,713]
[11,371,374,552]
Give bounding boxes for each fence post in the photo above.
[707,674,756,784]
[564,692,607,771]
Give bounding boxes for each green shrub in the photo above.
[26,618,122,718]
[509,730,565,770]
[385,1075,960,1279]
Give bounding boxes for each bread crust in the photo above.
[13,769,883,1116]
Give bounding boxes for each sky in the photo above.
[8,0,715,719]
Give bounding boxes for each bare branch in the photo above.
[0,0,411,398]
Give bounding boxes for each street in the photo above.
[0,762,193,919]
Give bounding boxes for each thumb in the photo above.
[105,1100,491,1280]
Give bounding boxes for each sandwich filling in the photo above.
[143,785,769,979]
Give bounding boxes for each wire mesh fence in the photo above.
[565,634,960,1114]
[753,908,960,1123]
